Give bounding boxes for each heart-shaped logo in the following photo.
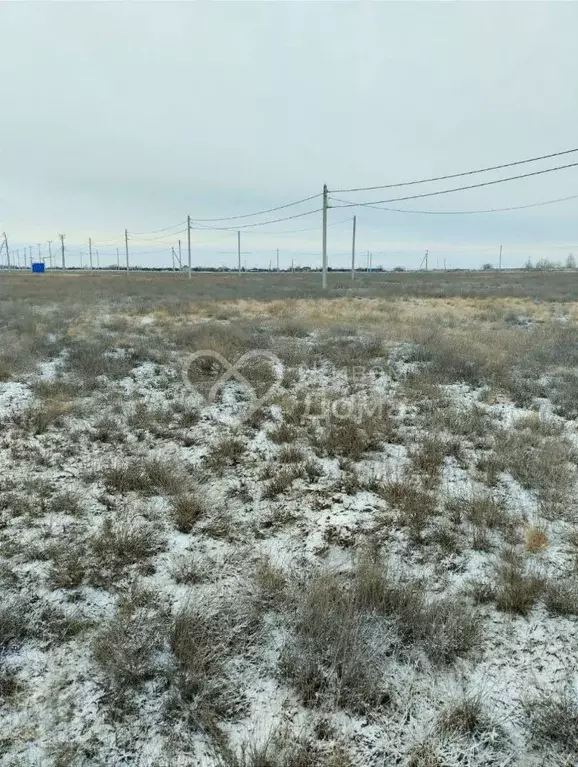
[182,349,284,421]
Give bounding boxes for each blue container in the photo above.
[31,262,45,273]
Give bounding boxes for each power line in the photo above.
[130,220,187,236]
[191,207,322,231]
[190,193,321,222]
[328,161,578,208]
[329,192,578,215]
[331,147,578,193]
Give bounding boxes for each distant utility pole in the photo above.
[48,240,52,269]
[29,246,33,266]
[88,238,93,273]
[369,252,373,272]
[171,246,176,272]
[276,248,279,272]
[366,250,370,272]
[124,229,129,276]
[322,183,328,290]
[116,248,120,270]
[187,216,192,279]
[178,239,182,270]
[425,249,429,270]
[59,234,65,270]
[96,250,100,270]
[291,257,294,273]
[37,244,42,263]
[2,233,10,271]
[351,215,356,281]
[237,231,241,274]
[499,244,503,270]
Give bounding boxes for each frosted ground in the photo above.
[0,273,577,766]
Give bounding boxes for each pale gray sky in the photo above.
[1,2,578,270]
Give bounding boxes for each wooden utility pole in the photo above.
[59,234,65,270]
[237,231,241,274]
[499,244,503,270]
[425,249,429,270]
[116,248,120,270]
[28,246,33,266]
[276,248,279,272]
[124,229,129,276]
[48,240,52,269]
[89,238,93,273]
[171,246,176,272]
[291,257,294,273]
[178,239,182,269]
[96,249,100,270]
[351,215,356,281]
[322,183,328,290]
[2,233,10,271]
[187,216,191,279]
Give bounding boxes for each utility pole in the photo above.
[499,244,503,271]
[276,248,279,272]
[37,244,42,263]
[425,249,429,270]
[369,252,373,272]
[171,246,176,272]
[322,183,328,290]
[29,246,33,267]
[116,248,120,270]
[89,238,93,273]
[96,249,100,270]
[291,257,294,273]
[124,229,129,276]
[59,234,65,270]
[351,215,356,281]
[48,240,52,269]
[178,240,182,270]
[237,231,241,274]
[187,215,192,279]
[2,233,10,271]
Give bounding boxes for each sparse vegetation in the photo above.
[1,275,578,765]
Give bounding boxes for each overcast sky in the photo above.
[1,2,578,270]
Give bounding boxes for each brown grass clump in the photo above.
[492,552,545,616]
[171,493,205,533]
[525,526,549,553]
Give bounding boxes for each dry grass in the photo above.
[525,526,549,552]
[524,688,578,755]
[171,493,205,533]
[104,458,183,496]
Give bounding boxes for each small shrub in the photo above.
[93,599,167,689]
[543,578,578,616]
[438,692,492,736]
[269,422,298,445]
[171,493,204,533]
[90,515,166,577]
[493,553,545,616]
[169,603,244,726]
[525,526,549,552]
[48,491,82,516]
[104,459,182,496]
[524,688,578,754]
[205,438,245,472]
[0,598,29,650]
[278,445,305,463]
[262,467,302,499]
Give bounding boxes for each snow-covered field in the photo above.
[1,282,577,766]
